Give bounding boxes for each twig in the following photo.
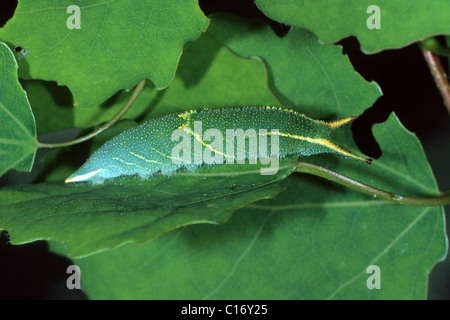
[295,161,450,206]
[419,42,450,114]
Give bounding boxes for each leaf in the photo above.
[255,0,450,53]
[74,115,446,299]
[73,29,279,127]
[0,42,37,176]
[0,160,295,258]
[0,0,209,107]
[208,14,380,116]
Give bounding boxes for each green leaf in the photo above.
[255,0,450,53]
[209,14,380,117]
[0,42,37,176]
[73,29,279,127]
[0,0,209,107]
[74,115,446,299]
[0,161,294,258]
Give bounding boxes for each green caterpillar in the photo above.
[65,107,371,183]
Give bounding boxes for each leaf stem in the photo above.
[421,37,450,57]
[37,79,147,149]
[294,161,450,206]
[419,41,450,114]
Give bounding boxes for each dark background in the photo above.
[0,0,448,299]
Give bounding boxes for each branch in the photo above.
[294,161,450,206]
[419,42,450,113]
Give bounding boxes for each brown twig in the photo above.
[420,43,450,114]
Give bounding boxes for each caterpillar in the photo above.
[65,107,371,184]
